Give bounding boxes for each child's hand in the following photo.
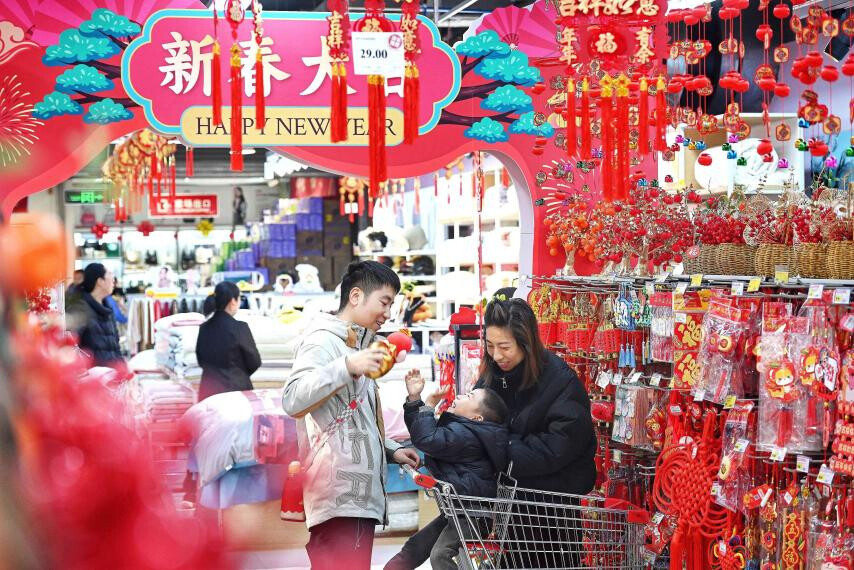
[405,369,424,400]
[425,385,451,408]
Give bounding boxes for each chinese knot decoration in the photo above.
[355,0,393,199]
[327,0,352,142]
[91,223,109,240]
[339,176,366,222]
[225,0,246,171]
[251,0,266,130]
[136,220,155,237]
[400,0,422,144]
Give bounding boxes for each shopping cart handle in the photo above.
[401,465,436,489]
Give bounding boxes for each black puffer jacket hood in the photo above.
[404,401,508,498]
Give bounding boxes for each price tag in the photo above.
[808,284,824,300]
[774,265,790,284]
[796,455,810,473]
[734,439,750,453]
[645,282,655,296]
[724,395,737,409]
[690,274,703,287]
[675,282,688,295]
[711,482,722,497]
[656,272,670,283]
[674,312,687,324]
[669,405,682,415]
[652,513,665,525]
[747,277,762,292]
[352,32,406,76]
[833,288,851,305]
[770,446,788,462]
[650,373,663,387]
[731,281,744,296]
[612,372,623,385]
[841,313,854,333]
[817,464,835,485]
[694,389,705,402]
[629,371,643,384]
[597,371,612,389]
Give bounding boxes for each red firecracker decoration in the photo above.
[401,0,422,144]
[251,0,266,130]
[185,146,194,177]
[226,0,245,172]
[136,220,155,237]
[91,223,109,240]
[211,10,223,125]
[327,0,352,142]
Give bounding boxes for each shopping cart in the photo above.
[402,465,650,570]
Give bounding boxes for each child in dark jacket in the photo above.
[384,370,509,570]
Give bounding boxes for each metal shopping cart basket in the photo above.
[402,465,650,570]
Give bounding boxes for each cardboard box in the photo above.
[263,257,297,278]
[324,233,352,257]
[296,231,323,256]
[296,213,324,232]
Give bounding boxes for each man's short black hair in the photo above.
[214,281,241,311]
[337,260,401,312]
[82,263,107,293]
[478,388,509,424]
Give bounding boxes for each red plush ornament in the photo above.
[719,7,739,19]
[698,152,713,166]
[580,77,592,159]
[774,83,790,97]
[843,54,854,76]
[654,76,667,152]
[638,77,649,155]
[136,221,155,237]
[757,76,777,91]
[805,51,823,67]
[755,24,773,43]
[566,78,577,157]
[757,138,773,155]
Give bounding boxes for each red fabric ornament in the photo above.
[599,79,615,201]
[226,0,245,172]
[758,77,778,91]
[401,0,422,144]
[566,78,577,157]
[772,3,790,18]
[755,24,773,44]
[698,152,712,166]
[251,0,266,130]
[805,51,823,67]
[638,78,649,155]
[327,0,352,142]
[820,65,839,82]
[654,76,667,152]
[843,54,854,76]
[91,223,109,240]
[757,138,773,155]
[774,83,790,97]
[280,462,306,521]
[137,220,155,236]
[580,77,592,159]
[211,10,223,125]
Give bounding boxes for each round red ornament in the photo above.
[820,65,839,82]
[698,153,713,166]
[774,83,791,97]
[773,3,791,18]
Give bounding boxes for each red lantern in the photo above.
[757,139,774,155]
[698,153,713,166]
[774,83,791,97]
[805,51,823,67]
[843,57,854,77]
[773,3,791,18]
[755,24,773,43]
[719,7,739,19]
[820,65,839,82]
[667,80,683,94]
[757,76,777,91]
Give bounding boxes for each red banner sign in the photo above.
[150,194,218,218]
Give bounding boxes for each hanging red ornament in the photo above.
[226,0,245,172]
[773,2,790,18]
[842,54,854,76]
[356,0,393,198]
[820,65,839,82]
[774,83,791,97]
[757,138,774,155]
[185,146,194,177]
[401,0,422,144]
[757,76,777,91]
[327,0,352,142]
[638,77,649,155]
[805,51,823,67]
[579,77,592,159]
[251,0,266,131]
[599,76,615,201]
[566,78,577,157]
[698,152,713,166]
[136,220,155,237]
[615,74,630,201]
[654,76,667,152]
[211,10,223,125]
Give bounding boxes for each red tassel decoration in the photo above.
[599,87,614,201]
[616,84,630,200]
[185,146,194,177]
[403,64,419,144]
[580,77,591,159]
[254,49,265,131]
[566,78,577,157]
[654,76,667,152]
[327,0,351,143]
[330,64,344,142]
[638,77,649,156]
[170,158,177,200]
[339,191,345,216]
[230,43,244,172]
[367,74,387,198]
[434,172,439,197]
[211,12,223,126]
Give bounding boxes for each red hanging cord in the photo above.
[566,78,577,157]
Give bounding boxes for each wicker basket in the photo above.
[682,252,702,275]
[794,242,828,278]
[716,244,757,276]
[826,241,854,279]
[755,244,794,277]
[699,244,719,275]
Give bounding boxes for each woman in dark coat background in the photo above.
[72,263,123,367]
[195,282,262,401]
[474,296,597,567]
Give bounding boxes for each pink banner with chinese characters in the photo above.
[123,10,460,146]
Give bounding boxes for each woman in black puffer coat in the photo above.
[474,296,597,568]
[72,263,123,367]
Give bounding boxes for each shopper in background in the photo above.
[195,282,261,401]
[474,295,597,567]
[72,263,123,367]
[232,186,246,228]
[105,278,127,325]
[282,261,420,570]
[67,269,84,296]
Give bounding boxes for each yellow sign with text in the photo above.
[181,106,404,147]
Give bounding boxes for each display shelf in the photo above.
[358,248,436,258]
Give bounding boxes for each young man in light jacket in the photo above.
[282,261,420,569]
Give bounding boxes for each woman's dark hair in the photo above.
[480,297,546,391]
[82,263,107,293]
[214,281,241,311]
[337,260,401,312]
[202,295,216,317]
